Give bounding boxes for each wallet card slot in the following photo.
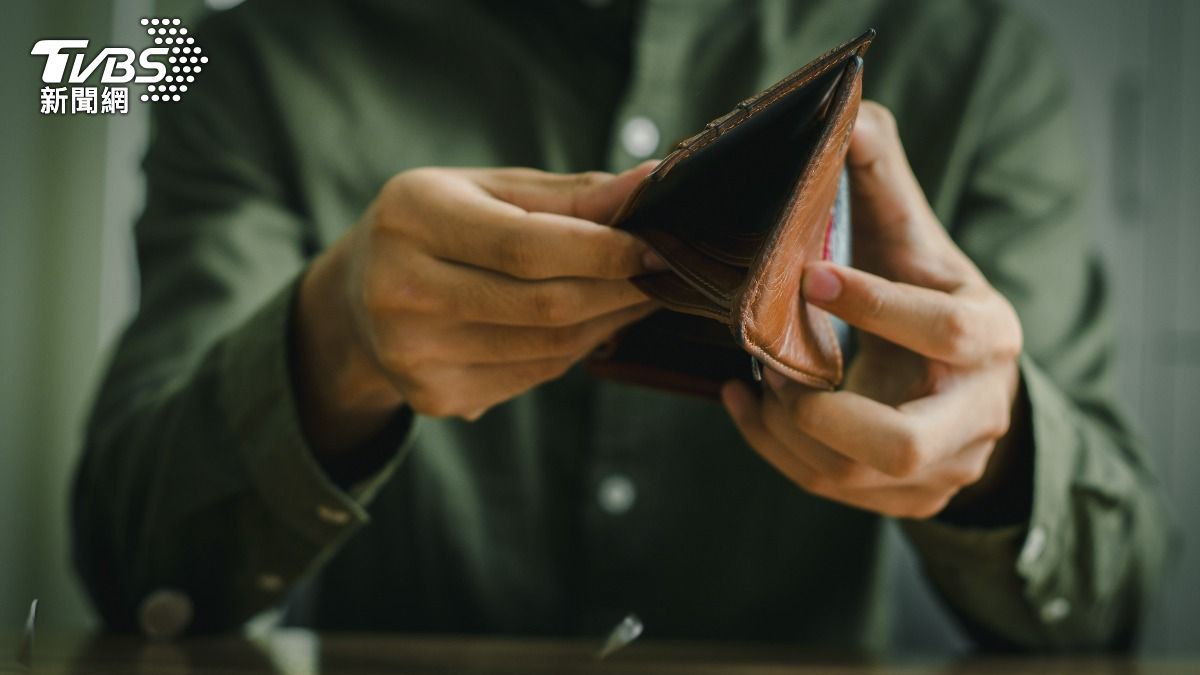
[636,229,743,311]
[690,232,763,266]
[632,265,731,322]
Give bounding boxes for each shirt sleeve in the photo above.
[71,14,417,634]
[900,11,1177,651]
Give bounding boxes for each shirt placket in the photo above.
[603,1,703,173]
[581,0,710,634]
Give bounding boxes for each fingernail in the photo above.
[642,250,669,271]
[803,266,842,303]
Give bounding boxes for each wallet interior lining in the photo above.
[620,63,847,312]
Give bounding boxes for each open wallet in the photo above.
[588,29,875,398]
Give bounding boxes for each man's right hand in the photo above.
[292,164,663,455]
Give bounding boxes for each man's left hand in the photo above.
[722,101,1027,520]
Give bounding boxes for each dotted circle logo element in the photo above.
[138,17,206,104]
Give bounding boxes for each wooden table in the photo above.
[2,631,1196,674]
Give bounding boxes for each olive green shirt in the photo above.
[74,0,1173,651]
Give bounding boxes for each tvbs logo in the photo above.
[32,39,170,85]
[32,18,206,114]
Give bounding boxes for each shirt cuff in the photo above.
[901,354,1091,640]
[214,276,419,549]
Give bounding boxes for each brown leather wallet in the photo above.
[588,30,875,398]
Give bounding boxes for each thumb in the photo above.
[478,161,657,225]
[847,102,940,241]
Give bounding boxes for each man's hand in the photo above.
[294,164,664,455]
[723,102,1028,520]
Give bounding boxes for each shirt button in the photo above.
[1018,526,1047,567]
[597,473,637,515]
[620,116,660,159]
[316,504,350,525]
[1040,597,1071,624]
[138,588,193,639]
[257,573,285,593]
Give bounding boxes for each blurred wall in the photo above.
[0,0,195,633]
[2,0,128,634]
[0,0,1196,654]
[887,0,1200,655]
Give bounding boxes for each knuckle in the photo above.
[943,464,979,489]
[574,170,610,189]
[363,259,436,314]
[974,385,1014,441]
[987,401,1013,439]
[378,173,410,205]
[996,301,1025,359]
[529,286,575,325]
[396,274,439,314]
[937,304,973,359]
[889,427,925,478]
[1009,318,1026,357]
[380,170,431,217]
[396,166,442,190]
[404,385,436,416]
[864,101,899,138]
[964,459,989,486]
[407,389,459,419]
[380,329,438,374]
[496,230,541,278]
[799,472,833,496]
[423,400,460,418]
[862,284,889,321]
[459,405,491,422]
